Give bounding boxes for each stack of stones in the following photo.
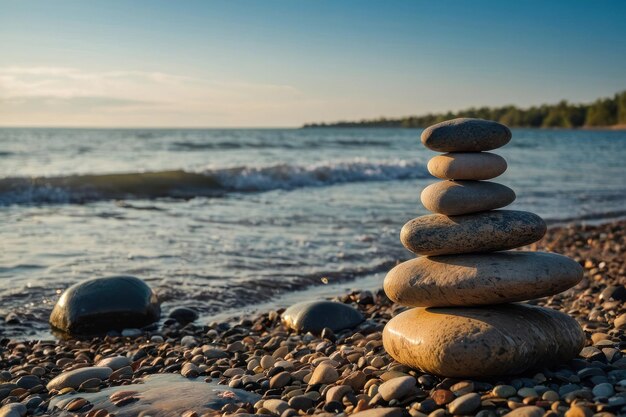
[382,118,586,377]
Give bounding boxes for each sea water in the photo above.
[1,127,625,337]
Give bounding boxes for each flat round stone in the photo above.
[282,300,364,334]
[382,304,585,377]
[49,276,160,336]
[427,152,507,180]
[421,118,511,152]
[420,180,515,215]
[401,210,546,255]
[46,367,113,391]
[384,252,583,307]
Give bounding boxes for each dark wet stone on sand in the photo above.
[282,300,364,334]
[401,210,546,256]
[49,275,160,335]
[168,307,199,324]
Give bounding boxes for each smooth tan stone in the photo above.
[420,180,515,215]
[428,152,507,180]
[421,118,511,152]
[382,304,585,377]
[46,367,113,391]
[384,252,583,307]
[400,210,546,256]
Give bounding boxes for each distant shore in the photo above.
[303,90,626,130]
[302,123,626,130]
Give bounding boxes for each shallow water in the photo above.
[1,127,625,337]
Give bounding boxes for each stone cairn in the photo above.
[382,118,586,377]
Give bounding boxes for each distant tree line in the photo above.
[303,91,626,129]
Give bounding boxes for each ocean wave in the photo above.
[170,138,391,151]
[0,159,429,205]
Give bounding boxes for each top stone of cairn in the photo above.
[421,118,512,152]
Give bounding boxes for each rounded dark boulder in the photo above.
[282,300,364,334]
[50,276,160,335]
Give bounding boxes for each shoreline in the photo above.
[4,214,626,342]
[0,218,624,416]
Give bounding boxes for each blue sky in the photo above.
[1,0,625,127]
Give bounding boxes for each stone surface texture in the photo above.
[421,118,512,152]
[382,304,585,377]
[46,367,113,391]
[427,152,507,180]
[420,180,516,215]
[384,251,583,307]
[400,210,547,255]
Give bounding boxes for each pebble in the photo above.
[168,306,199,324]
[0,403,26,417]
[46,367,113,391]
[121,328,142,337]
[447,392,481,414]
[517,387,538,398]
[326,385,352,403]
[282,300,364,333]
[351,408,404,417]
[493,385,517,398]
[378,376,416,401]
[450,381,474,396]
[503,406,545,417]
[564,405,594,417]
[269,372,291,389]
[400,210,546,255]
[309,363,339,385]
[96,356,131,371]
[181,363,200,378]
[262,399,290,416]
[420,180,516,215]
[288,395,314,411]
[592,382,614,398]
[427,151,508,180]
[421,118,512,152]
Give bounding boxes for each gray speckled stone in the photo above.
[428,152,507,180]
[384,252,583,307]
[421,118,511,152]
[400,210,546,256]
[382,304,585,377]
[420,180,515,215]
[282,300,364,334]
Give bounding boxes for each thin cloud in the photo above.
[0,66,308,126]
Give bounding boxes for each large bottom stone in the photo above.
[384,251,583,307]
[382,304,584,377]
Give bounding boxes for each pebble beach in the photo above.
[1,219,624,417]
